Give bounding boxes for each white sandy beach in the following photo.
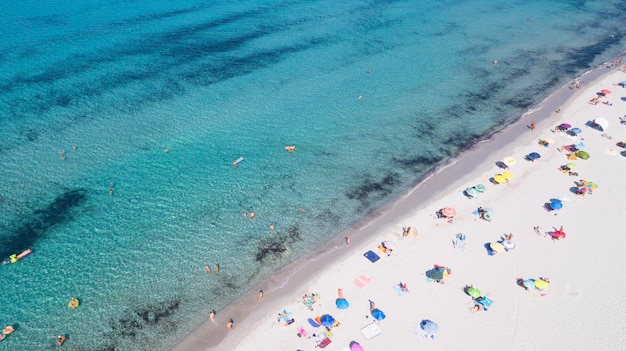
[173,60,626,351]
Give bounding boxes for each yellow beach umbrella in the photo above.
[490,242,505,253]
[493,174,506,184]
[501,171,514,179]
[534,279,549,290]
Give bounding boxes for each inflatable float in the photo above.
[69,298,80,309]
[2,326,14,335]
[232,157,244,167]
[2,249,32,264]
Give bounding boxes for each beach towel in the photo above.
[361,322,382,339]
[353,275,371,288]
[317,337,332,348]
[297,326,309,338]
[364,250,380,263]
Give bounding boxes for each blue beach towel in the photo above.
[364,250,380,263]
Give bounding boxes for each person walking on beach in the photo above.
[345,236,350,246]
[226,319,234,332]
[209,310,216,324]
[258,290,264,302]
[530,122,537,130]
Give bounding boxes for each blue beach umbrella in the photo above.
[619,81,626,87]
[420,320,439,334]
[570,127,582,134]
[527,152,541,161]
[550,199,563,210]
[371,308,386,321]
[466,187,479,197]
[335,298,350,310]
[320,314,335,327]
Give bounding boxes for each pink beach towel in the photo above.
[353,275,372,288]
[297,326,309,338]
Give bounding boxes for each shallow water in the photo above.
[0,0,625,349]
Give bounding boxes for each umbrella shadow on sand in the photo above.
[483,242,495,256]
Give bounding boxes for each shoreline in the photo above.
[171,54,625,351]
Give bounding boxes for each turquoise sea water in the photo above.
[1,0,625,349]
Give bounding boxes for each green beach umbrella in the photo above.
[467,286,481,298]
[575,150,590,160]
[566,163,577,169]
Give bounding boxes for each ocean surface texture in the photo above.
[1,0,625,349]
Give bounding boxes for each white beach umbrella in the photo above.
[593,117,609,131]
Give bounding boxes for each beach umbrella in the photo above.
[553,230,566,239]
[570,127,582,135]
[501,171,514,179]
[336,298,350,310]
[467,286,481,298]
[550,199,563,210]
[565,163,577,169]
[534,279,549,290]
[441,207,457,218]
[426,268,445,281]
[574,141,585,149]
[350,341,365,351]
[600,89,611,95]
[466,187,479,197]
[475,184,486,192]
[586,182,598,190]
[483,212,493,221]
[371,308,386,321]
[407,226,418,239]
[420,320,439,335]
[502,240,515,250]
[320,314,335,327]
[527,152,541,160]
[490,242,505,253]
[575,150,590,160]
[559,123,571,129]
[522,279,535,290]
[593,117,609,131]
[307,318,321,328]
[503,157,516,166]
[619,81,626,87]
[493,174,506,184]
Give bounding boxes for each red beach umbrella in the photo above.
[600,89,611,95]
[440,207,457,218]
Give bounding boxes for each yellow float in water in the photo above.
[68,298,79,309]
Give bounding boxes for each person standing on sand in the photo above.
[530,122,537,130]
[209,310,216,324]
[258,290,264,302]
[226,319,234,332]
[345,236,350,246]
